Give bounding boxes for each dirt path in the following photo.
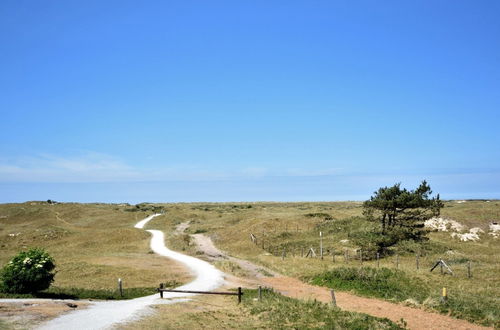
[192,233,491,330]
[191,233,279,278]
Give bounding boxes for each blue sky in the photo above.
[1,1,499,203]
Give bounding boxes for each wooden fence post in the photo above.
[332,249,335,262]
[159,282,164,298]
[359,249,363,265]
[258,286,262,301]
[320,232,323,260]
[467,261,471,278]
[377,253,380,268]
[416,253,420,270]
[118,278,123,297]
[282,249,286,261]
[396,255,399,269]
[330,289,337,306]
[238,287,242,304]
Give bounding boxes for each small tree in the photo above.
[361,181,443,253]
[1,248,56,294]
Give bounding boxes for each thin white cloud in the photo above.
[0,153,140,183]
[0,152,350,183]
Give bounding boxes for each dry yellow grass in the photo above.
[0,202,191,290]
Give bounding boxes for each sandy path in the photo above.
[10,214,226,330]
[192,233,491,330]
[192,232,279,278]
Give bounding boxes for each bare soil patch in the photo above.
[0,300,88,329]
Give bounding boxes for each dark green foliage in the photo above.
[1,248,55,293]
[306,212,334,220]
[242,288,402,329]
[362,181,443,253]
[125,203,165,213]
[310,267,429,302]
[193,228,208,234]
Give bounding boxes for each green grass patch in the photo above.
[242,288,403,329]
[309,267,499,327]
[310,267,429,302]
[0,319,11,330]
[0,286,156,300]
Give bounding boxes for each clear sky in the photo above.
[1,1,499,203]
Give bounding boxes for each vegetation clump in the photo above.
[360,181,443,254]
[1,248,56,294]
[305,212,334,220]
[310,267,429,302]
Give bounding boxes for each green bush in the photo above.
[1,248,56,293]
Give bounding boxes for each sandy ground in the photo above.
[0,299,88,329]
[192,232,491,330]
[192,232,279,278]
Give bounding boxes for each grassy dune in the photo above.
[1,200,498,326]
[0,202,191,292]
[146,200,500,327]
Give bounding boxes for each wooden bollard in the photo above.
[159,283,164,298]
[118,278,123,297]
[330,289,337,306]
[238,287,242,304]
[258,286,262,301]
[320,231,323,260]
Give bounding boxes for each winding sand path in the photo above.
[32,214,225,330]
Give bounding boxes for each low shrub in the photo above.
[1,248,56,294]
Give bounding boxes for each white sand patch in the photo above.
[424,217,465,232]
[451,227,485,242]
[469,227,484,235]
[489,222,500,238]
[451,232,481,242]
